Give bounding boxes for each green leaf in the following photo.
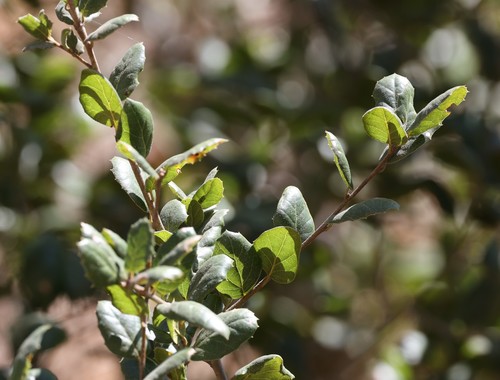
[11,324,66,380]
[196,226,223,267]
[253,227,301,284]
[102,228,128,258]
[188,255,233,302]
[110,42,145,100]
[61,28,84,55]
[362,106,407,146]
[143,348,195,380]
[183,199,205,229]
[79,69,123,128]
[125,218,155,273]
[407,86,468,137]
[215,231,261,299]
[110,156,147,212]
[26,369,58,380]
[372,73,417,126]
[22,41,55,52]
[136,265,185,285]
[155,227,198,265]
[56,1,73,25]
[78,0,108,17]
[116,141,159,180]
[168,182,187,200]
[86,14,139,41]
[149,138,228,190]
[193,309,259,361]
[324,132,353,190]
[232,355,295,380]
[383,134,429,163]
[160,199,188,232]
[329,198,400,224]
[118,99,154,157]
[202,209,228,232]
[192,178,224,209]
[273,186,315,242]
[156,301,230,339]
[96,300,142,358]
[107,284,149,316]
[78,223,126,287]
[18,11,52,41]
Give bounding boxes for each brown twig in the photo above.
[226,275,271,311]
[209,359,228,380]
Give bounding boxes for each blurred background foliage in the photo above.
[2,0,500,379]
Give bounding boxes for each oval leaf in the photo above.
[107,284,149,317]
[18,11,52,41]
[110,156,147,212]
[156,301,230,339]
[215,231,262,299]
[233,354,295,380]
[362,106,407,147]
[79,69,123,128]
[329,198,399,224]
[253,227,301,284]
[110,43,146,100]
[118,98,154,157]
[78,0,108,17]
[56,1,73,25]
[192,178,224,209]
[125,218,155,273]
[136,265,184,284]
[96,301,142,358]
[187,254,233,302]
[273,186,315,242]
[324,132,353,190]
[160,199,188,232]
[86,14,139,42]
[193,309,259,361]
[407,85,468,137]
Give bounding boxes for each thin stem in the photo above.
[49,37,93,68]
[66,1,101,72]
[209,359,228,380]
[128,160,161,229]
[301,147,397,250]
[227,275,271,311]
[139,314,147,379]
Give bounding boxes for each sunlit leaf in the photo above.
[253,227,301,284]
[78,0,108,17]
[86,14,139,41]
[407,86,468,137]
[232,354,295,380]
[362,106,407,147]
[136,265,184,285]
[324,132,353,190]
[273,186,315,242]
[79,69,122,128]
[110,156,147,212]
[110,43,146,100]
[116,141,158,180]
[118,99,154,157]
[18,11,52,41]
[160,199,188,232]
[125,218,155,273]
[156,301,230,339]
[192,309,258,361]
[56,1,73,25]
[187,254,233,302]
[102,227,128,258]
[96,301,142,358]
[155,227,198,265]
[329,198,399,224]
[372,73,417,126]
[107,284,149,317]
[215,231,261,299]
[196,226,223,267]
[192,178,224,209]
[143,348,195,380]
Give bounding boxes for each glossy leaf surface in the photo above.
[160,199,188,232]
[118,99,153,157]
[110,156,147,212]
[187,254,233,302]
[329,198,400,224]
[86,14,139,41]
[363,106,407,146]
[232,354,295,380]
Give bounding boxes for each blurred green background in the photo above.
[2,0,500,378]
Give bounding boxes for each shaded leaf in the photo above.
[155,227,197,265]
[253,227,301,284]
[61,28,84,55]
[125,218,154,273]
[26,369,58,380]
[78,0,108,17]
[102,228,128,258]
[196,226,223,267]
[79,69,122,128]
[202,209,228,233]
[157,235,201,266]
[86,14,139,41]
[407,86,468,137]
[383,134,429,163]
[107,284,149,317]
[188,255,233,302]
[136,265,184,285]
[118,99,154,157]
[160,199,188,232]
[55,1,73,25]
[148,138,228,190]
[144,348,195,380]
[110,156,147,212]
[116,141,158,180]
[232,354,295,380]
[110,42,146,100]
[96,300,142,358]
[329,198,399,224]
[22,41,55,52]
[215,231,261,299]
[121,358,157,380]
[18,11,52,41]
[193,309,258,361]
[372,73,417,126]
[362,106,407,146]
[273,186,315,242]
[183,199,205,229]
[156,301,230,339]
[324,132,353,190]
[192,178,224,209]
